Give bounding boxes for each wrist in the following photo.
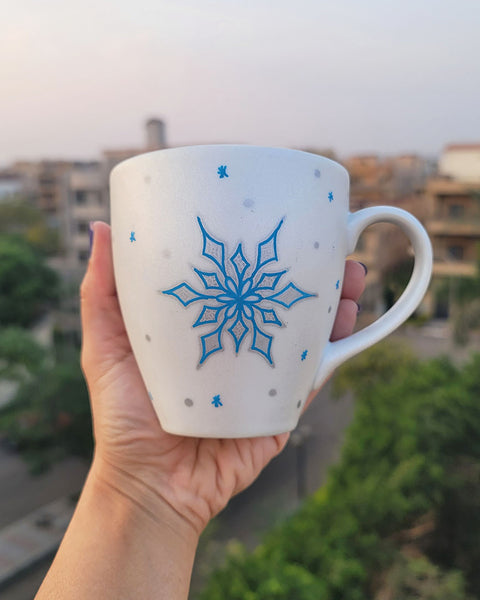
[36,455,200,599]
[88,454,201,550]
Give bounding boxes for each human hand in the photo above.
[81,222,366,538]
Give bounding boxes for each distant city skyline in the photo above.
[1,0,479,166]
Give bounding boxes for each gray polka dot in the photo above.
[162,249,171,259]
[144,175,151,184]
[314,169,321,178]
[243,198,254,208]
[145,334,151,342]
[297,400,302,409]
[314,241,320,249]
[184,398,194,407]
[328,306,332,313]
[269,388,277,397]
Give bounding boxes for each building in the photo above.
[63,162,107,271]
[439,144,480,183]
[2,118,167,338]
[343,154,430,316]
[0,171,24,201]
[424,147,480,316]
[10,161,74,227]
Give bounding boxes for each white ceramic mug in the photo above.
[110,145,432,438]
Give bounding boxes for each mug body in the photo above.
[111,145,349,437]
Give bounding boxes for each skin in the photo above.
[35,222,366,600]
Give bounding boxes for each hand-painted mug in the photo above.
[110,145,432,438]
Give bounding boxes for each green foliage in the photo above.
[203,542,328,600]
[0,326,46,379]
[0,235,59,327]
[0,199,61,255]
[201,343,480,599]
[332,340,417,397]
[382,257,414,309]
[0,352,92,473]
[0,203,88,471]
[384,555,471,599]
[441,272,480,344]
[0,330,92,473]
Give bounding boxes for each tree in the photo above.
[0,326,46,380]
[0,327,92,473]
[0,198,60,255]
[380,555,471,600]
[200,343,480,599]
[382,257,414,310]
[0,346,92,473]
[0,235,59,327]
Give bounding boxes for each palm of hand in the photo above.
[82,264,288,533]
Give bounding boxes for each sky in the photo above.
[1,0,479,166]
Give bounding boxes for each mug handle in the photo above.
[313,206,433,389]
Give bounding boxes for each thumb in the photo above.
[80,222,131,384]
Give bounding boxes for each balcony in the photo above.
[432,259,477,278]
[426,218,480,237]
[71,203,107,220]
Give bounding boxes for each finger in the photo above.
[304,265,366,411]
[341,261,367,302]
[330,298,359,341]
[81,222,116,299]
[304,297,361,411]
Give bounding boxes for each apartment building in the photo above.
[2,119,167,337]
[344,154,430,316]
[9,160,74,226]
[63,162,107,271]
[0,171,24,201]
[424,144,480,316]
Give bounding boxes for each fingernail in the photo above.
[358,262,368,275]
[356,303,362,314]
[89,222,95,257]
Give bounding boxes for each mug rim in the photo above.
[110,144,348,180]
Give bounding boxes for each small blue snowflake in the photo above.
[218,165,229,178]
[328,191,334,202]
[301,349,308,361]
[212,394,223,407]
[163,218,316,365]
[130,231,136,242]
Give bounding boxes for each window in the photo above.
[78,250,90,262]
[449,204,464,219]
[447,245,464,261]
[75,191,87,205]
[78,221,89,234]
[91,191,103,205]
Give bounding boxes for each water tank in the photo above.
[145,118,167,150]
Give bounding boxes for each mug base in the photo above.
[159,419,298,439]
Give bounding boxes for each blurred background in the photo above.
[1,1,480,598]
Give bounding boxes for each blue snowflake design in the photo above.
[162,218,316,366]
